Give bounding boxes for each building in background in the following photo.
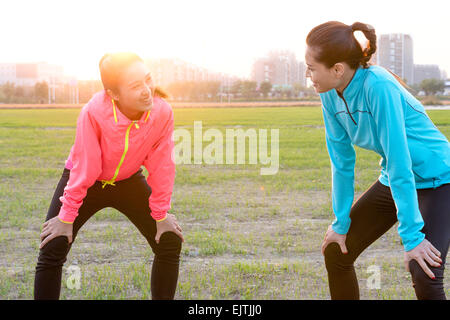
[145,58,240,90]
[377,33,414,85]
[0,59,239,103]
[376,33,445,85]
[0,62,64,86]
[252,50,307,89]
[252,58,272,86]
[0,62,75,103]
[414,64,442,85]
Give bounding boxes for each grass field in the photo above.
[0,106,449,299]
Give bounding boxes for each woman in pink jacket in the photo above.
[34,52,184,300]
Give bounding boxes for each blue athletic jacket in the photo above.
[319,65,450,251]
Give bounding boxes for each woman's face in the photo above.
[305,46,340,93]
[113,61,154,112]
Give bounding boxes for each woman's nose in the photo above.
[143,85,152,97]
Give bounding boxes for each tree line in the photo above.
[0,78,446,104]
[166,80,317,101]
[0,80,103,104]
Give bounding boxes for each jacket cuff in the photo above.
[403,232,426,252]
[152,210,167,222]
[331,218,351,235]
[57,205,77,224]
[58,217,74,224]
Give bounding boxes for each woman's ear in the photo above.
[332,63,346,79]
[106,88,120,101]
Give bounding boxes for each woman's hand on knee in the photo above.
[404,239,442,279]
[321,224,348,255]
[155,213,184,244]
[40,216,73,249]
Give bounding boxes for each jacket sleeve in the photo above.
[143,104,176,221]
[321,102,356,235]
[368,81,425,251]
[58,107,102,223]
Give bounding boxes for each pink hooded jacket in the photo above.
[58,90,175,223]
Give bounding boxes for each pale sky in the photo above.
[1,0,449,80]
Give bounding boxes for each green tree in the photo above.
[230,80,242,97]
[283,87,293,98]
[34,81,48,103]
[292,82,308,97]
[420,78,445,96]
[259,81,272,98]
[15,85,25,98]
[2,82,15,103]
[197,81,210,100]
[241,81,257,99]
[206,81,220,100]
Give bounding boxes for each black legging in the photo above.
[34,167,182,300]
[324,180,449,300]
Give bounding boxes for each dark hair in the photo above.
[99,52,168,98]
[306,21,376,69]
[306,21,408,88]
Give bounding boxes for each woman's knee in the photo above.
[409,260,446,300]
[324,242,355,271]
[154,232,182,261]
[36,236,71,268]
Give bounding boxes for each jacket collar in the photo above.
[110,97,151,125]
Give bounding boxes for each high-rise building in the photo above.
[414,64,442,85]
[376,33,414,85]
[252,50,306,88]
[252,58,273,86]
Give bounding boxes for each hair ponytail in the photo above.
[350,22,377,68]
[153,86,169,99]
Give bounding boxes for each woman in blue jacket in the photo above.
[305,21,450,300]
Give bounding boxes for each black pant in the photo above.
[324,180,450,300]
[34,167,182,300]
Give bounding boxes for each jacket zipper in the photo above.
[337,91,357,125]
[101,120,140,188]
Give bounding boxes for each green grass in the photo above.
[0,106,448,299]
